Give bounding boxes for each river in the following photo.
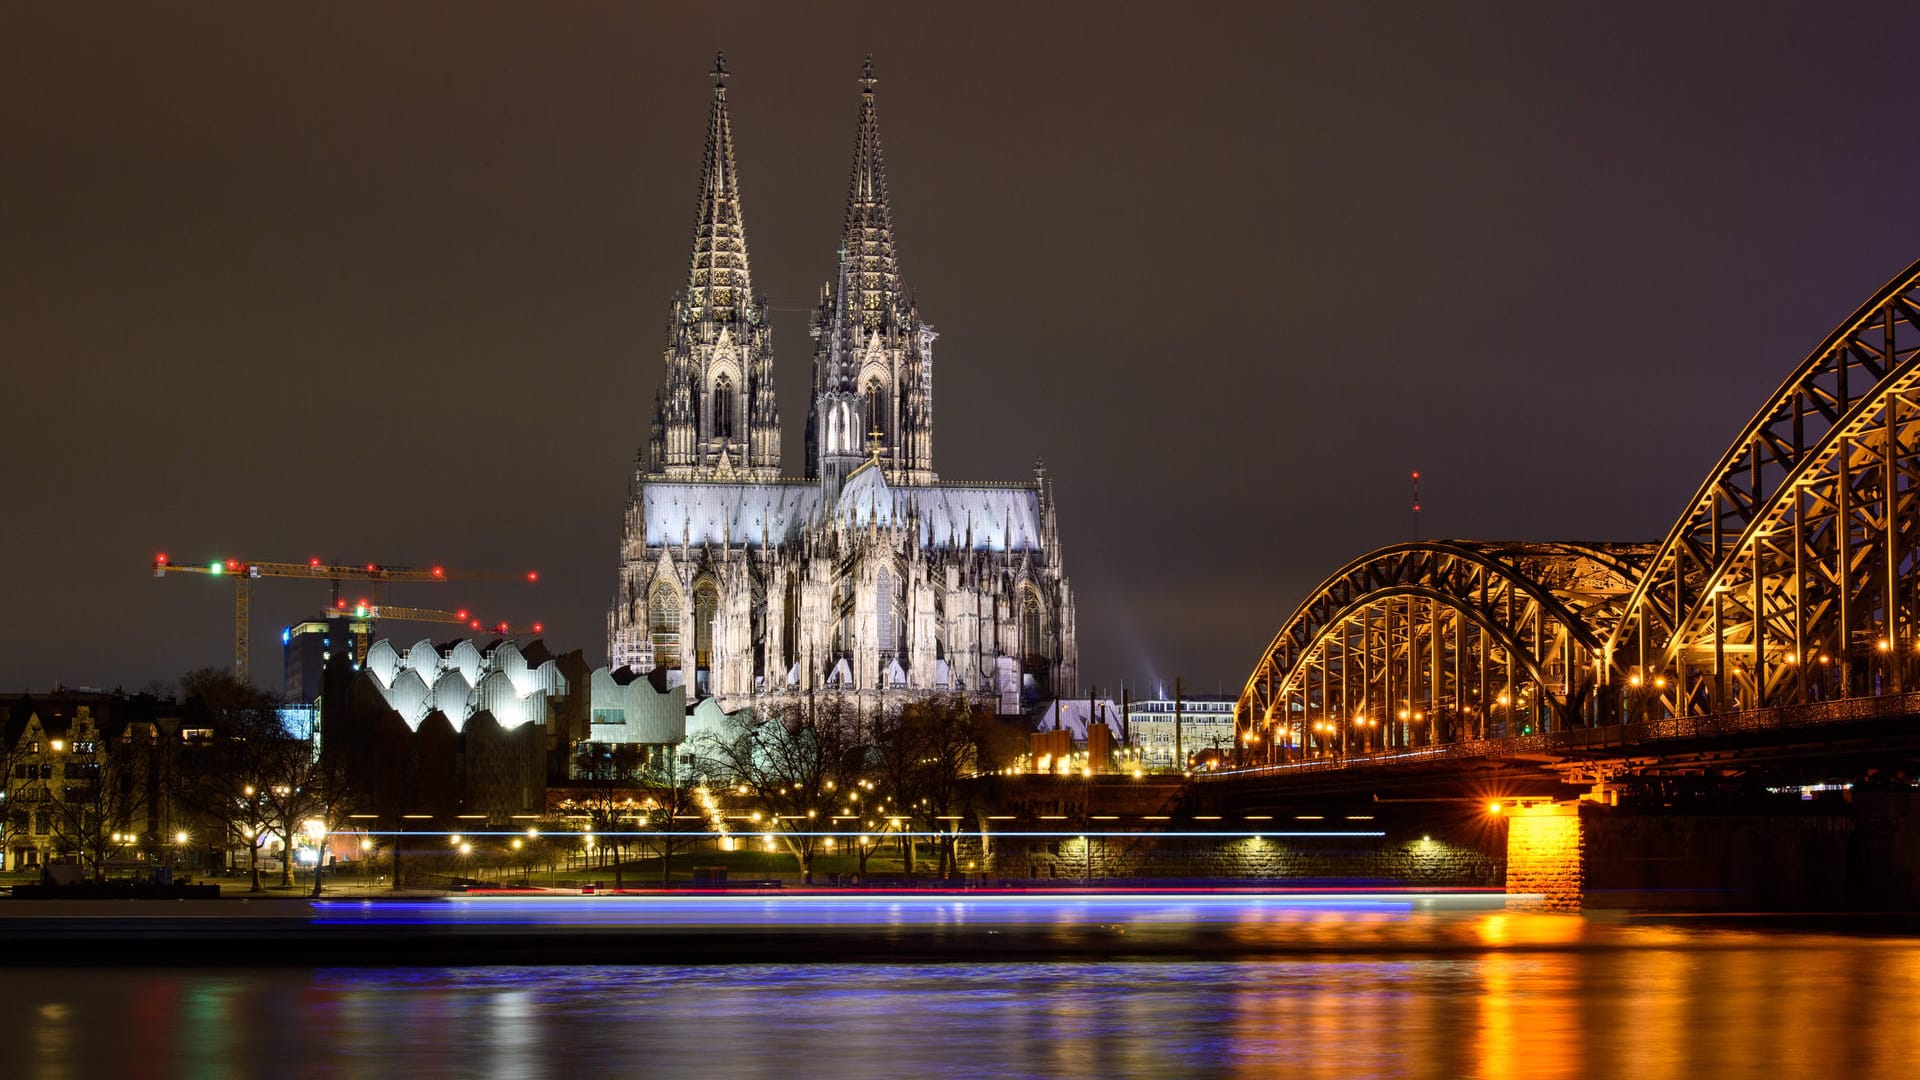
[4,896,1916,1078]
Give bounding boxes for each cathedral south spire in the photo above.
[807,56,937,488]
[650,51,781,479]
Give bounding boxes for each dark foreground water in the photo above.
[5,900,1919,1078]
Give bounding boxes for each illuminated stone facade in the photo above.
[609,59,1077,711]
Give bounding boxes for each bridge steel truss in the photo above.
[1237,542,1648,762]
[1607,258,1920,717]
[1238,258,1920,755]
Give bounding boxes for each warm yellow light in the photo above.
[511,838,523,850]
[1878,639,1892,652]
[449,834,463,845]
[49,740,64,752]
[1628,674,1642,687]
[1653,676,1668,689]
[174,830,188,845]
[1487,801,1503,815]
[360,838,373,852]
[458,842,471,855]
[526,827,538,839]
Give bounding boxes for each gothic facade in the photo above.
[608,57,1077,711]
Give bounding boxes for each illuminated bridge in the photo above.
[1229,257,1920,789]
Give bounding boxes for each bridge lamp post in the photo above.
[1354,714,1378,753]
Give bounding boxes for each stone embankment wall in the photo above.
[1582,792,1920,911]
[1502,792,1920,912]
[964,831,1501,888]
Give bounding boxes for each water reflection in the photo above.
[5,913,1919,1079]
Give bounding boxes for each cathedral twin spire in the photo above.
[650,52,779,479]
[808,56,936,488]
[648,54,934,488]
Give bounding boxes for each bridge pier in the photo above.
[1504,801,1586,912]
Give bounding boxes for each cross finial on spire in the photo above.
[860,55,877,94]
[713,51,729,89]
[867,422,884,461]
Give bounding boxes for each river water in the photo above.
[6,898,1918,1078]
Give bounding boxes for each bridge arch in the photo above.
[1607,258,1920,716]
[1237,542,1646,759]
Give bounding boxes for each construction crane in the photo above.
[306,602,546,671]
[152,553,539,683]
[323,600,545,637]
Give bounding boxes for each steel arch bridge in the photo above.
[1237,257,1920,761]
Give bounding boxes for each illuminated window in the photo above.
[649,584,681,668]
[876,564,897,655]
[693,580,720,670]
[712,376,735,440]
[1021,585,1048,664]
[864,379,886,447]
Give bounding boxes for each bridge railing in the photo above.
[1202,690,1920,782]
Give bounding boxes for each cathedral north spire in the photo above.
[648,52,780,479]
[685,50,753,318]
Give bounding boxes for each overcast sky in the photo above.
[6,2,1920,698]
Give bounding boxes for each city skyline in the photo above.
[8,4,1920,696]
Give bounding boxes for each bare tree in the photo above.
[177,676,283,893]
[573,742,649,890]
[693,695,867,884]
[870,694,986,877]
[45,732,149,883]
[636,750,707,886]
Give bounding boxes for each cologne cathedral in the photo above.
[607,57,1078,711]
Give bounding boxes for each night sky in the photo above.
[7,3,1920,698]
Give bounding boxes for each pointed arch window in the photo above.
[1020,585,1049,666]
[876,564,899,657]
[712,376,735,440]
[693,580,721,670]
[648,584,682,669]
[865,379,887,448]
